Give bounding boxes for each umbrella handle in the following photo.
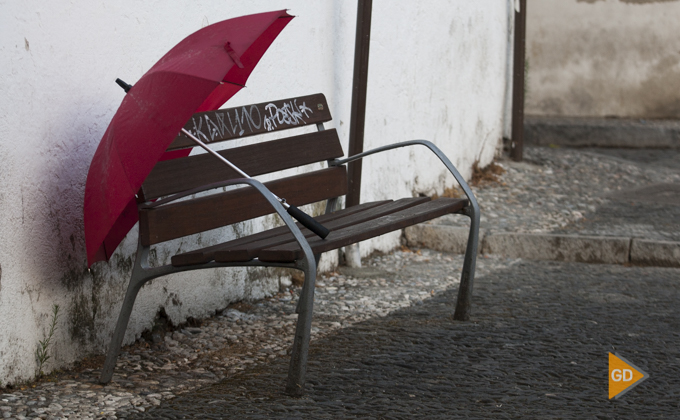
[287,204,330,239]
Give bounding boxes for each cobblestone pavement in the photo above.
[581,148,680,172]
[435,147,680,241]
[128,259,680,419]
[556,148,680,242]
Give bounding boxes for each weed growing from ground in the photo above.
[35,304,59,377]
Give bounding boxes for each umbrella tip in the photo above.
[115,78,133,93]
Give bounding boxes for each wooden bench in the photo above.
[99,93,480,395]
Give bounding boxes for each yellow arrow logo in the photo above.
[609,352,649,399]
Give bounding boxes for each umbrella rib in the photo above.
[179,128,330,239]
[180,129,264,190]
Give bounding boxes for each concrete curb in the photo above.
[404,225,483,255]
[404,225,680,268]
[482,233,631,265]
[525,116,680,149]
[631,239,680,268]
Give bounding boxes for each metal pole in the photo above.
[510,0,527,161]
[346,0,373,207]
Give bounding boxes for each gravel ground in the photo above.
[0,250,508,419]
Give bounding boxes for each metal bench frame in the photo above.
[98,96,480,396]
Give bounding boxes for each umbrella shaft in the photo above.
[180,128,289,208]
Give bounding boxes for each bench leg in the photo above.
[285,260,317,396]
[453,206,480,321]
[99,269,147,384]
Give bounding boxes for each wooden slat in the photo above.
[213,197,433,263]
[139,166,347,246]
[167,93,332,150]
[257,198,468,262]
[171,200,392,266]
[142,129,344,200]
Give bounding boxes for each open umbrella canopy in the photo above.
[84,10,293,266]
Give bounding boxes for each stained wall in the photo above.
[526,0,680,118]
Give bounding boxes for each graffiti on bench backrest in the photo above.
[263,100,314,132]
[180,98,316,145]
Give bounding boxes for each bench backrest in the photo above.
[138,94,347,246]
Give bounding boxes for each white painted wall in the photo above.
[0,0,510,384]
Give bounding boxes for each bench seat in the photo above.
[171,197,467,265]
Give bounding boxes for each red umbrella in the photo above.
[84,10,293,266]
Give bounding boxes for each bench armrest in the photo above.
[139,177,317,272]
[330,140,480,222]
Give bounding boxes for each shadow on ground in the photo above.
[129,260,680,419]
